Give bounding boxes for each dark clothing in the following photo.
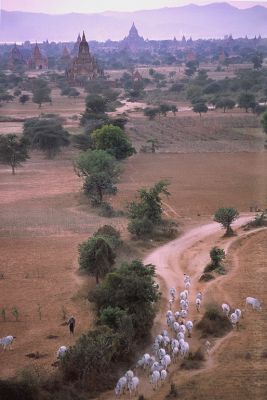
[67,317,76,335]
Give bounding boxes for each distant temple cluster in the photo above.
[4,22,264,82]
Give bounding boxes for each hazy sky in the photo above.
[2,0,267,13]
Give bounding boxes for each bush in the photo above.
[98,202,116,218]
[165,383,179,399]
[196,304,232,337]
[203,263,216,273]
[199,273,214,282]
[128,217,154,237]
[180,349,205,370]
[0,379,39,400]
[94,225,121,249]
[61,328,119,389]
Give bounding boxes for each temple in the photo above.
[66,32,103,83]
[28,43,48,70]
[8,44,25,69]
[72,33,82,56]
[121,23,145,52]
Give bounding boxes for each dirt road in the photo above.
[100,214,265,399]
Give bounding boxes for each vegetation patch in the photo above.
[180,349,205,370]
[196,304,232,337]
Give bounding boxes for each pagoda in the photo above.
[121,23,145,52]
[28,43,48,70]
[66,32,103,83]
[8,44,25,69]
[72,33,82,56]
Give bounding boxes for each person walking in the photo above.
[67,316,76,335]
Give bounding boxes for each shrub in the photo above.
[196,304,232,337]
[98,202,116,218]
[94,225,121,249]
[199,273,214,282]
[61,328,119,389]
[180,349,205,370]
[0,379,39,400]
[165,383,179,399]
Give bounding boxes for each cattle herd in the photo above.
[0,273,263,398]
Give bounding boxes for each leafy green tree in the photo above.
[19,94,30,105]
[74,150,119,205]
[32,79,51,108]
[88,260,160,339]
[0,134,29,174]
[74,149,119,178]
[238,92,256,113]
[128,181,169,237]
[79,236,115,284]
[83,173,118,205]
[92,124,135,160]
[193,101,208,117]
[23,117,70,158]
[209,247,225,267]
[215,98,235,113]
[214,207,239,236]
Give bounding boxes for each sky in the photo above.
[1,0,267,13]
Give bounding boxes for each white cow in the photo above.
[245,297,262,311]
[161,354,171,370]
[230,312,239,328]
[222,303,230,316]
[56,345,68,359]
[180,341,189,358]
[128,376,139,397]
[0,335,15,351]
[185,320,193,337]
[150,370,161,390]
[115,376,127,397]
[160,369,168,383]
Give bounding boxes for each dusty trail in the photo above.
[99,214,262,400]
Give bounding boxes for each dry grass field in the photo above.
[0,78,267,400]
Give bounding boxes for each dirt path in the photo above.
[99,214,264,399]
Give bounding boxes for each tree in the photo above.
[238,92,256,113]
[215,98,235,113]
[0,134,29,174]
[19,94,30,105]
[261,110,267,134]
[159,104,172,116]
[214,207,239,236]
[32,79,51,108]
[91,124,135,160]
[146,138,159,153]
[78,236,115,284]
[128,181,170,237]
[89,260,160,339]
[252,53,263,70]
[23,117,70,158]
[84,94,107,116]
[144,107,159,120]
[193,101,208,117]
[209,247,225,267]
[74,149,119,205]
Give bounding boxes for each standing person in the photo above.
[67,316,76,335]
